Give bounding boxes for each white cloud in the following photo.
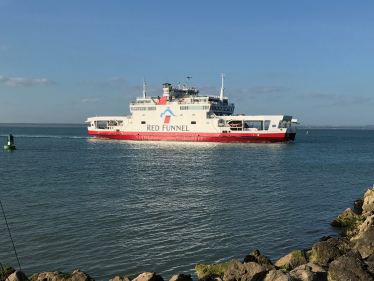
[0,75,57,87]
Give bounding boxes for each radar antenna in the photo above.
[186,76,192,88]
[220,73,225,102]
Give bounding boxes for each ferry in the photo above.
[86,75,298,142]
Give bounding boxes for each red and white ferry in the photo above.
[86,75,297,142]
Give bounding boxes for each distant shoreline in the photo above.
[0,123,87,127]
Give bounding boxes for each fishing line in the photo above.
[0,191,22,272]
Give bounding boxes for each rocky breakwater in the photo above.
[2,185,374,281]
[195,184,374,281]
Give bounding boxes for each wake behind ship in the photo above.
[86,75,298,142]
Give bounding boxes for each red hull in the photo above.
[88,130,296,143]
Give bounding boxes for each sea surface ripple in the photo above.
[1,126,374,280]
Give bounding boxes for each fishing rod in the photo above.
[0,190,23,272]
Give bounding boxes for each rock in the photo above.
[363,195,374,217]
[250,249,261,257]
[354,199,364,210]
[320,236,332,242]
[367,253,374,263]
[29,270,94,281]
[330,208,359,227]
[6,271,28,281]
[109,277,131,281]
[222,259,273,281]
[257,255,273,266]
[353,217,374,258]
[0,267,16,281]
[263,270,292,281]
[289,265,323,281]
[327,249,373,281]
[132,273,163,281]
[198,274,221,281]
[310,237,353,263]
[353,214,374,239]
[29,273,39,281]
[366,253,374,277]
[243,255,257,263]
[243,249,273,266]
[195,262,231,279]
[289,257,307,269]
[275,253,292,268]
[169,274,192,281]
[364,188,374,199]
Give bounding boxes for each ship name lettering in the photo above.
[162,125,189,131]
[147,125,160,131]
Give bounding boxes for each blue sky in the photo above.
[0,1,373,125]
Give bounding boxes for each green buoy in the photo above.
[4,134,16,150]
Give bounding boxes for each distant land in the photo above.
[298,125,374,130]
[0,123,87,127]
[0,123,374,130]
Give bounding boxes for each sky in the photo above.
[0,1,373,126]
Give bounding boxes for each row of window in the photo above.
[131,107,157,111]
[180,106,210,110]
[140,121,196,124]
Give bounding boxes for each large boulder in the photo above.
[330,208,360,227]
[132,273,163,281]
[352,215,374,258]
[274,253,292,268]
[222,259,274,281]
[6,271,28,281]
[289,257,307,270]
[29,270,94,281]
[310,237,353,263]
[327,249,373,281]
[195,262,231,279]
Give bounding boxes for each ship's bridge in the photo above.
[132,82,234,115]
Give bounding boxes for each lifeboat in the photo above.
[229,123,242,127]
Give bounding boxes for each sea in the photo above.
[0,125,373,280]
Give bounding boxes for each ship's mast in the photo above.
[219,73,225,102]
[143,77,146,98]
[186,76,192,88]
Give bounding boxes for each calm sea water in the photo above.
[0,125,373,280]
